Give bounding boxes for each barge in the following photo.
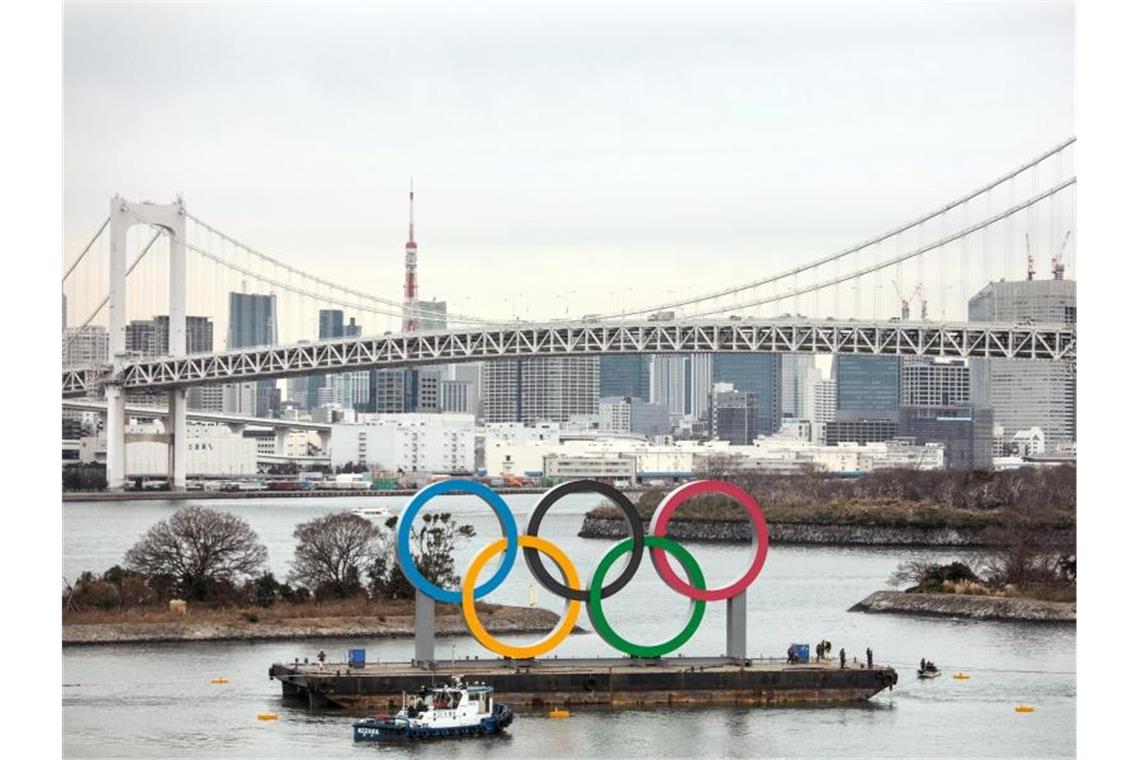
[270,656,898,711]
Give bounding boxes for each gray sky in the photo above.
[64,1,1073,331]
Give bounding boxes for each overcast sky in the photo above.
[63,1,1073,329]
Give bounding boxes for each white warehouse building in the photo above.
[329,414,476,474]
[125,423,258,477]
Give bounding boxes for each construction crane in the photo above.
[891,281,927,320]
[1052,230,1072,280]
[1025,233,1036,281]
[892,281,911,320]
[913,284,929,320]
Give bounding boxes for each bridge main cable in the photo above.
[597,137,1076,320]
[685,176,1076,318]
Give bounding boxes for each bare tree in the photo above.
[124,506,268,601]
[289,512,383,599]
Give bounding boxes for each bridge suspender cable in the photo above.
[61,216,110,284]
[182,212,499,326]
[128,209,507,326]
[62,229,164,355]
[684,176,1077,318]
[597,137,1077,320]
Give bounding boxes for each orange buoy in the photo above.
[953,673,970,680]
[548,709,571,718]
[210,677,229,684]
[257,712,278,721]
[1014,705,1035,713]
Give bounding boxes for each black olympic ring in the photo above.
[523,480,645,602]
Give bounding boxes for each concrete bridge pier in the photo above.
[168,388,187,490]
[105,384,126,490]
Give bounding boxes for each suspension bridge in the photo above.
[61,138,1077,489]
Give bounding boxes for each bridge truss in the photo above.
[62,318,1075,397]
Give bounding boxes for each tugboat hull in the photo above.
[353,705,513,741]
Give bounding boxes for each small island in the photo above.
[850,559,1076,624]
[63,503,544,645]
[580,466,1075,548]
[64,598,566,645]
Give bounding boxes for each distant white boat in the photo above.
[352,507,393,521]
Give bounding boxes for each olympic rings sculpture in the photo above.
[395,478,770,659]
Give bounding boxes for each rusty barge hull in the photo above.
[269,657,898,711]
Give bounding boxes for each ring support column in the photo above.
[726,591,746,660]
[414,589,435,666]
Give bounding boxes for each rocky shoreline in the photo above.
[63,604,568,646]
[849,590,1075,623]
[579,514,1073,548]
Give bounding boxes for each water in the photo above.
[63,495,1075,758]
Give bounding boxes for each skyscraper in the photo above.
[224,292,277,417]
[835,355,900,420]
[481,357,599,424]
[712,354,782,436]
[310,310,369,411]
[599,355,652,401]
[781,355,817,419]
[710,385,760,445]
[898,357,991,470]
[968,279,1076,451]
[827,355,900,444]
[650,355,689,416]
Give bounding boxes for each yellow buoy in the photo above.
[1014,705,1035,713]
[210,677,229,684]
[257,712,278,721]
[548,709,571,719]
[953,673,970,680]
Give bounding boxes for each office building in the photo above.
[712,354,782,436]
[969,279,1076,450]
[710,384,760,445]
[62,325,109,365]
[835,355,900,420]
[781,355,817,419]
[650,355,690,417]
[900,405,993,471]
[481,357,599,424]
[328,413,475,473]
[599,355,652,401]
[223,292,277,417]
[898,356,990,470]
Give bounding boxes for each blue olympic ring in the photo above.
[396,480,518,604]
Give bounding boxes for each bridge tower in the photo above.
[106,196,187,491]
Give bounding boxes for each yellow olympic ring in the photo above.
[461,535,581,659]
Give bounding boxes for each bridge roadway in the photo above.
[61,399,332,432]
[62,317,1076,397]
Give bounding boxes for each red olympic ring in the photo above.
[648,480,770,602]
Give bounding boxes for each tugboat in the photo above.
[352,677,514,741]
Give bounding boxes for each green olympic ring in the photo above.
[587,536,707,658]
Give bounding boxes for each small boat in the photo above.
[917,667,941,679]
[352,677,513,741]
[352,506,393,521]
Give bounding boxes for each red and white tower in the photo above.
[402,178,418,332]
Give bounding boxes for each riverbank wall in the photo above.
[849,590,1075,623]
[579,514,1074,548]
